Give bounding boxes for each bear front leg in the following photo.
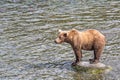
[72,49,82,66]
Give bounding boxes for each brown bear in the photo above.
[55,29,106,66]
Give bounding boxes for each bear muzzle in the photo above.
[54,39,58,43]
[54,38,62,44]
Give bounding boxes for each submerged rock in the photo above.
[77,61,106,68]
[73,61,112,74]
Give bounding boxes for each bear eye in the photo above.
[59,36,61,39]
[63,33,67,37]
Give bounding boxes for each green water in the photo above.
[0,0,120,80]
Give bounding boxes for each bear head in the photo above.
[55,29,78,44]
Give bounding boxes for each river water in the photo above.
[0,0,120,80]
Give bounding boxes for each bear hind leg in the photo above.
[90,48,103,64]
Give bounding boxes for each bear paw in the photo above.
[89,59,99,64]
[72,62,79,66]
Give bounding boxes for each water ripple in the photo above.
[0,0,120,80]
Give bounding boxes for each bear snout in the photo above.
[54,38,62,44]
[54,39,57,43]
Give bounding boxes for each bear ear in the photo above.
[72,28,76,31]
[71,28,76,33]
[58,29,62,33]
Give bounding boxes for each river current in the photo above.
[0,0,120,80]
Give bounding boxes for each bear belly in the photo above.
[81,44,94,50]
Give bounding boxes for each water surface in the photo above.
[0,0,120,80]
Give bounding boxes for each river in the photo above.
[0,0,120,80]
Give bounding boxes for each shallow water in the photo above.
[0,0,120,80]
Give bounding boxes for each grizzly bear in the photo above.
[55,29,106,66]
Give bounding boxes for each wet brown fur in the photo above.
[55,29,106,66]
